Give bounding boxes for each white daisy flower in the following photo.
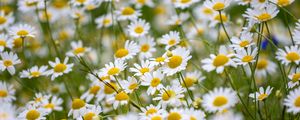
[99,59,127,77]
[80,81,105,102]
[141,71,165,95]
[107,91,130,109]
[233,47,258,66]
[182,71,206,89]
[127,19,150,38]
[82,0,102,11]
[249,86,273,101]
[204,0,233,11]
[8,23,37,39]
[166,108,185,120]
[114,40,139,60]
[139,104,165,117]
[153,85,185,107]
[18,105,49,120]
[236,0,252,5]
[0,33,13,52]
[276,45,300,65]
[133,0,154,8]
[28,93,51,106]
[209,11,230,27]
[270,0,295,7]
[0,81,15,102]
[0,51,21,75]
[0,103,17,120]
[202,87,238,113]
[116,6,141,21]
[0,10,14,30]
[202,46,236,74]
[149,56,168,67]
[250,0,268,9]
[167,13,189,26]
[162,47,192,76]
[160,31,181,50]
[18,0,44,13]
[68,99,90,119]
[174,0,199,9]
[193,5,215,21]
[95,14,113,28]
[138,36,156,60]
[244,4,279,24]
[288,68,300,88]
[182,108,206,120]
[42,96,63,112]
[293,29,300,45]
[121,76,140,93]
[47,57,74,80]
[230,31,254,50]
[210,110,243,120]
[78,105,102,120]
[20,65,48,79]
[284,87,300,114]
[66,40,92,57]
[255,57,277,78]
[130,60,154,76]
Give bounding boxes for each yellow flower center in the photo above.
[104,82,117,94]
[103,18,111,25]
[44,103,55,109]
[137,0,146,4]
[151,116,162,120]
[190,116,197,120]
[52,0,68,9]
[13,37,23,48]
[162,90,175,101]
[197,29,204,36]
[183,77,196,87]
[286,52,300,62]
[203,8,213,15]
[0,16,7,25]
[146,108,157,115]
[140,44,150,52]
[259,0,266,3]
[58,31,69,41]
[122,7,135,15]
[258,93,268,101]
[257,59,268,70]
[256,13,272,22]
[107,67,120,76]
[294,96,300,107]
[167,55,183,68]
[3,60,13,67]
[180,0,191,4]
[0,112,8,119]
[26,110,40,120]
[30,71,41,77]
[213,54,229,67]
[213,2,225,11]
[25,1,37,7]
[168,39,177,45]
[239,40,250,47]
[155,57,165,62]
[89,85,101,95]
[214,14,228,22]
[0,40,6,46]
[83,112,96,120]
[115,48,129,58]
[129,83,138,90]
[277,0,290,6]
[167,112,182,120]
[76,0,86,3]
[151,78,161,87]
[54,63,67,73]
[115,91,129,101]
[134,26,144,34]
[72,99,86,109]
[0,90,8,97]
[139,68,150,75]
[17,30,29,36]
[213,96,228,107]
[292,73,300,82]
[73,47,86,55]
[242,55,254,63]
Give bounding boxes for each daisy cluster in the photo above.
[0,0,300,120]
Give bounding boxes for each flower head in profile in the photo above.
[66,40,92,57]
[0,81,16,102]
[20,65,48,79]
[244,4,279,24]
[249,86,273,101]
[8,24,37,39]
[204,0,233,11]
[116,6,141,21]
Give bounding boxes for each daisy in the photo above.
[29,93,51,106]
[166,108,184,120]
[114,40,139,60]
[99,59,127,77]
[42,96,63,112]
[210,110,243,120]
[138,36,156,60]
[249,86,273,101]
[70,0,89,6]
[160,31,181,50]
[121,77,140,93]
[276,45,300,65]
[250,0,268,9]
[283,87,300,114]
[68,99,89,119]
[0,103,17,120]
[116,6,141,21]
[174,0,198,9]
[80,81,105,102]
[8,23,37,39]
[182,108,206,120]
[133,0,154,8]
[107,91,130,109]
[95,14,113,28]
[255,57,277,78]
[230,31,254,50]
[127,19,150,38]
[0,51,21,75]
[167,13,189,26]
[270,0,295,7]
[236,0,252,5]
[153,85,185,107]
[149,56,168,67]
[66,40,92,57]
[130,60,154,76]
[0,81,15,102]
[47,57,74,80]
[0,33,13,52]
[204,0,233,11]
[233,47,258,66]
[80,105,102,120]
[162,47,192,76]
[139,104,165,117]
[287,68,300,88]
[182,71,206,89]
[193,5,215,21]
[18,105,49,120]
[83,0,102,11]
[244,4,279,24]
[209,11,230,27]
[0,10,14,30]
[144,113,165,120]
[20,65,48,79]
[201,46,236,74]
[17,0,44,13]
[140,71,165,95]
[202,87,238,113]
